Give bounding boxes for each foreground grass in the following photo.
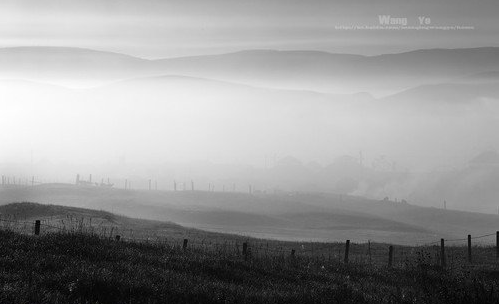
[0,230,497,304]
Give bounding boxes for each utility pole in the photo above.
[30,149,33,177]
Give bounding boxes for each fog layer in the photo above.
[0,47,497,213]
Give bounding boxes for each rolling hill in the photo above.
[0,201,252,245]
[0,185,496,245]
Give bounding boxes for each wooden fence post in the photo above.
[183,239,188,251]
[368,240,372,264]
[242,242,248,260]
[467,235,472,263]
[34,220,41,235]
[344,240,350,264]
[496,231,499,256]
[388,245,394,267]
[440,238,446,268]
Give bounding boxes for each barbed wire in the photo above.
[0,217,497,262]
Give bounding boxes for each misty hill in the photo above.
[254,152,499,214]
[155,47,498,95]
[0,185,496,245]
[0,69,496,213]
[0,46,496,216]
[0,46,149,87]
[459,71,499,83]
[380,81,498,108]
[0,46,496,95]
[406,151,499,214]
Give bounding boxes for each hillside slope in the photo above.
[0,185,496,245]
[0,202,249,244]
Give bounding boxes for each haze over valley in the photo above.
[0,0,498,244]
[0,46,497,217]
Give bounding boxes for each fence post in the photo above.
[291,249,295,258]
[34,220,41,235]
[368,240,372,264]
[183,239,188,251]
[344,240,350,264]
[496,231,499,256]
[388,245,394,268]
[243,242,248,260]
[440,238,446,268]
[467,235,472,263]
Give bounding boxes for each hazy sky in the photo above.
[0,0,497,58]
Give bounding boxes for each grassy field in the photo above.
[0,229,497,304]
[0,202,497,269]
[0,202,497,303]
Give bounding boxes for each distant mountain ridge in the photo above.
[0,46,496,94]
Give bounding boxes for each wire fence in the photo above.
[0,215,497,271]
